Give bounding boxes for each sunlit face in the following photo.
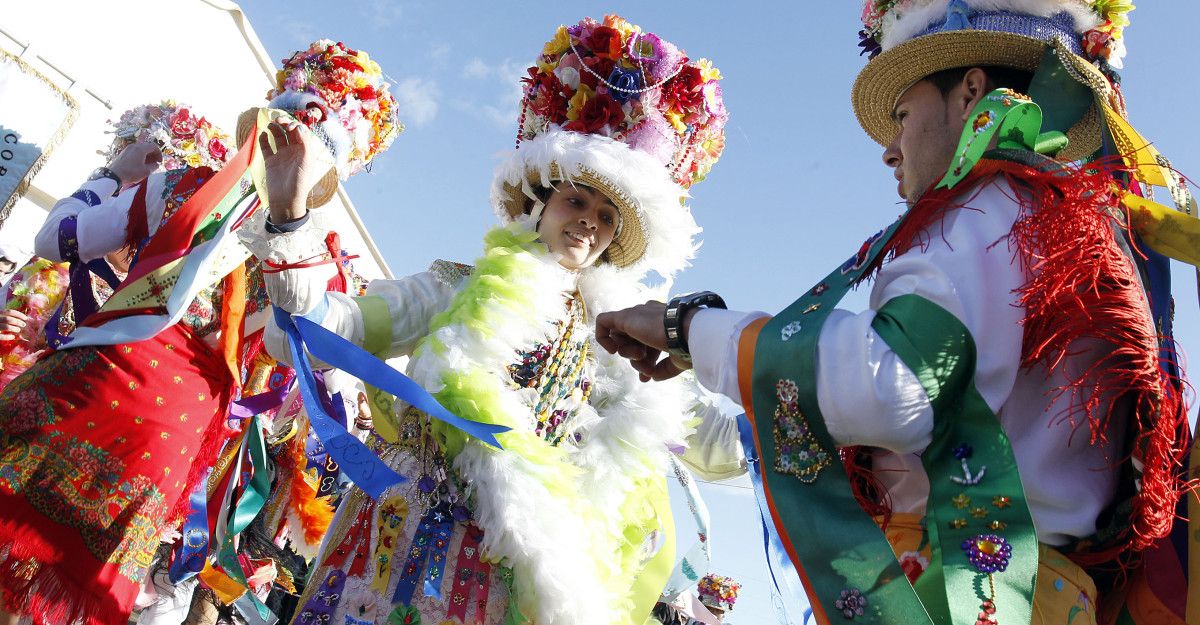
[882,79,966,205]
[535,184,619,271]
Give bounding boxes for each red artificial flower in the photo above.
[586,26,623,60]
[170,108,197,137]
[580,57,615,90]
[208,137,228,162]
[355,85,378,102]
[1082,27,1114,60]
[664,65,705,111]
[567,92,624,133]
[524,69,568,121]
[330,55,363,72]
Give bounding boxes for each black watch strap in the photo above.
[664,290,726,362]
[88,167,123,194]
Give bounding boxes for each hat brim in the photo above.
[852,31,1108,162]
[499,162,648,269]
[237,107,339,209]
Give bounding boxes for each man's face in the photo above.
[882,79,965,205]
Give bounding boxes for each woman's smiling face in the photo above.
[535,183,619,271]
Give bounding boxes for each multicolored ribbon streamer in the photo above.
[447,524,488,623]
[168,475,212,584]
[392,503,454,606]
[370,495,410,594]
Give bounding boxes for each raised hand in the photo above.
[260,116,336,224]
[0,309,31,342]
[108,142,163,186]
[594,301,692,382]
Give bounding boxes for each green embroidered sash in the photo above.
[746,89,1056,625]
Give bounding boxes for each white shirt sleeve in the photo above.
[688,307,769,403]
[690,181,1027,454]
[250,208,457,368]
[35,173,169,263]
[817,182,1027,452]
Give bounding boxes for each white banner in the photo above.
[0,49,77,222]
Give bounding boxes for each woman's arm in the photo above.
[34,143,165,263]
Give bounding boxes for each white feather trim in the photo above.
[490,129,701,280]
[404,227,696,624]
[881,0,1102,51]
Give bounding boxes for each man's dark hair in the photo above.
[925,66,1033,98]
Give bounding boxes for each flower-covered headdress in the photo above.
[264,39,402,178]
[852,0,1135,160]
[493,15,727,276]
[103,101,232,171]
[697,573,741,612]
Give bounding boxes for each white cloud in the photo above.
[455,58,528,130]
[275,17,318,47]
[463,58,490,79]
[429,43,452,68]
[393,78,441,128]
[360,0,403,28]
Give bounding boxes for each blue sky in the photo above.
[240,2,1200,623]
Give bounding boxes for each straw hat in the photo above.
[493,15,728,276]
[236,108,340,209]
[852,0,1132,162]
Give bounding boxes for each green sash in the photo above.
[747,89,1054,625]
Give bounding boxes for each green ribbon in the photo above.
[937,88,1063,191]
[752,219,932,624]
[214,414,275,621]
[873,295,1037,625]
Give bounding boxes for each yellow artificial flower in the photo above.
[567,84,594,121]
[696,58,722,82]
[536,58,557,75]
[604,14,639,41]
[665,108,687,134]
[185,152,202,167]
[1092,0,1134,31]
[179,140,196,152]
[544,25,571,57]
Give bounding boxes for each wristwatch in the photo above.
[88,166,123,193]
[663,291,726,362]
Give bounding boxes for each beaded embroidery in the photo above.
[772,379,831,483]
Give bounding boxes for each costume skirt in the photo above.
[0,323,232,625]
[292,411,511,625]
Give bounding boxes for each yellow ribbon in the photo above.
[625,475,677,625]
[1124,193,1200,268]
[198,560,248,605]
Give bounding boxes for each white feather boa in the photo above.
[404,221,691,625]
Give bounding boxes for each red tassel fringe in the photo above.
[988,157,1194,563]
[850,159,1193,564]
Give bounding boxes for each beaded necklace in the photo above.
[508,291,594,445]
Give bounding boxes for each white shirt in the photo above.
[689,180,1122,546]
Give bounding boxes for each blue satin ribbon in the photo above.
[392,504,454,605]
[737,413,806,623]
[274,305,509,499]
[276,307,408,500]
[288,310,509,449]
[168,476,212,584]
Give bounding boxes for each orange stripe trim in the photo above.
[737,317,831,625]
